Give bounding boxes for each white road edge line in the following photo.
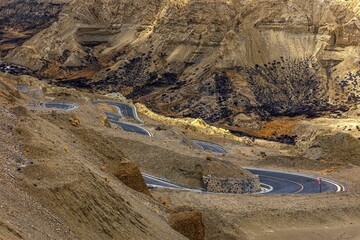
[143,175,182,188]
[259,183,274,193]
[321,178,344,192]
[66,105,78,111]
[192,140,228,153]
[114,106,123,118]
[244,167,345,192]
[119,121,153,137]
[94,100,152,136]
[130,104,144,124]
[25,103,78,112]
[96,101,345,194]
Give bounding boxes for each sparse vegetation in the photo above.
[162,199,169,206]
[242,58,332,119]
[339,70,360,104]
[1,1,360,239]
[101,116,110,127]
[69,117,80,127]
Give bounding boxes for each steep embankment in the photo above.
[0,73,189,239]
[0,0,68,57]
[4,0,360,136]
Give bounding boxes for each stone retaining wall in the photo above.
[202,175,261,194]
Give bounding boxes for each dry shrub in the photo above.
[69,117,80,127]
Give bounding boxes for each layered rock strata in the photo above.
[4,0,360,132]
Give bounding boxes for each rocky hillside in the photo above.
[0,72,196,240]
[4,0,360,134]
[0,0,68,56]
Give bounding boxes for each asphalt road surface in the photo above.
[245,168,343,194]
[44,99,342,195]
[93,101,151,136]
[103,110,151,136]
[111,121,152,136]
[93,100,143,123]
[143,174,187,190]
[104,112,121,122]
[143,168,344,194]
[192,139,228,153]
[187,141,343,194]
[44,103,77,111]
[26,103,77,111]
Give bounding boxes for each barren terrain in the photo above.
[1,0,360,239]
[4,0,360,139]
[0,73,190,239]
[0,0,68,57]
[0,71,360,239]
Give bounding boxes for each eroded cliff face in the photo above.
[0,0,68,56]
[4,0,360,132]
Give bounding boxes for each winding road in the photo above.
[28,97,344,195]
[93,101,151,136]
[244,168,343,194]
[93,100,344,194]
[111,120,152,136]
[26,103,78,111]
[93,100,144,124]
[190,139,343,194]
[144,168,344,194]
[192,140,228,153]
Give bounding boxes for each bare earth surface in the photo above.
[0,71,360,239]
[1,0,360,239]
[0,73,187,240]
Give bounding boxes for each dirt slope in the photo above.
[154,190,360,240]
[0,0,67,56]
[0,73,188,239]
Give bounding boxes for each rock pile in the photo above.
[202,175,260,194]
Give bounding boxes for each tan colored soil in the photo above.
[169,211,206,240]
[1,72,360,240]
[0,73,187,239]
[110,160,152,197]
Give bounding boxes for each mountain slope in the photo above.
[4,0,360,132]
[0,73,188,239]
[0,0,69,57]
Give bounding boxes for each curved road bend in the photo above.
[26,103,77,111]
[98,102,345,194]
[111,121,152,136]
[245,168,344,194]
[143,174,185,190]
[143,174,203,192]
[189,141,343,194]
[143,169,344,195]
[93,100,143,124]
[104,112,121,122]
[104,111,152,137]
[192,139,228,153]
[93,101,151,136]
